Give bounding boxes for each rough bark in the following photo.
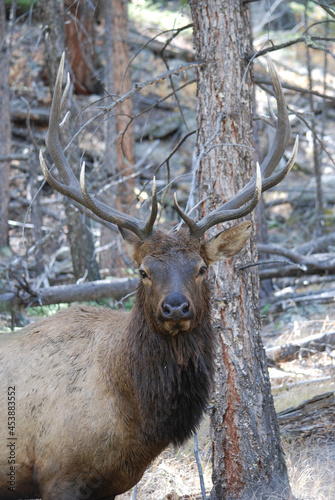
[189,1,291,499]
[100,0,135,274]
[65,204,100,281]
[0,0,11,248]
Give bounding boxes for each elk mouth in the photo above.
[157,292,194,335]
[162,319,192,336]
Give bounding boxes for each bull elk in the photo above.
[0,54,298,500]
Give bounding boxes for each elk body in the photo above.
[0,55,298,500]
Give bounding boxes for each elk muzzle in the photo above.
[159,292,194,335]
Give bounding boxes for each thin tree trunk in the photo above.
[110,0,134,181]
[100,0,135,274]
[189,1,291,499]
[64,0,100,94]
[304,6,325,236]
[26,153,44,276]
[0,0,11,248]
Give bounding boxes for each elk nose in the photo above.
[161,293,192,320]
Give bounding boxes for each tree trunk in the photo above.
[100,0,135,274]
[0,0,11,248]
[64,0,100,94]
[110,0,134,179]
[189,2,292,499]
[26,153,44,276]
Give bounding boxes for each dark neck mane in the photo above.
[126,282,215,447]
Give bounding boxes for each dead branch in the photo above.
[296,231,335,254]
[266,331,335,364]
[262,288,335,314]
[258,261,335,280]
[0,153,29,162]
[11,103,50,126]
[257,239,335,279]
[272,376,333,391]
[254,74,335,102]
[122,78,196,144]
[63,60,202,159]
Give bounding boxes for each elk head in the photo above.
[119,221,252,336]
[40,53,298,336]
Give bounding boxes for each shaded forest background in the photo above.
[0,0,335,498]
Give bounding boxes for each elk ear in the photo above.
[204,221,252,265]
[119,227,142,261]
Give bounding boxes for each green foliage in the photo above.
[26,297,135,319]
[5,0,36,10]
[261,303,271,316]
[123,296,135,311]
[146,0,187,6]
[27,303,68,318]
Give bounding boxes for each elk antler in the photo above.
[39,53,158,241]
[174,55,299,239]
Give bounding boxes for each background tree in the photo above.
[100,0,135,274]
[0,0,11,248]
[64,0,100,94]
[189,1,291,498]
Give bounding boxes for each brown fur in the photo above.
[0,226,250,500]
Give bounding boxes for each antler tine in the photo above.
[261,134,299,191]
[260,54,291,178]
[175,55,298,238]
[175,163,262,239]
[60,71,71,114]
[143,177,158,237]
[39,150,85,204]
[40,52,158,241]
[46,52,80,190]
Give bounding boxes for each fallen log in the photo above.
[0,277,139,311]
[266,331,335,364]
[262,287,335,309]
[272,376,332,391]
[257,254,335,280]
[277,391,335,440]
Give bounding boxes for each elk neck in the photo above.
[107,277,215,449]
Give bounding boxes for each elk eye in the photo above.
[139,269,148,279]
[198,266,207,276]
